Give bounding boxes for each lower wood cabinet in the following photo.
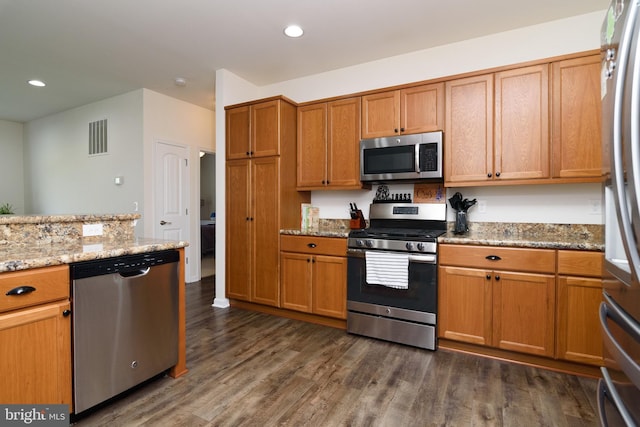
[439,244,604,367]
[438,244,556,357]
[0,265,72,408]
[556,250,604,366]
[280,235,347,319]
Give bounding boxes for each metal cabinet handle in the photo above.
[160,220,172,225]
[487,173,492,178]
[486,274,491,280]
[495,275,500,281]
[6,285,36,296]
[63,309,72,317]
[496,171,501,177]
[307,243,317,248]
[485,255,501,261]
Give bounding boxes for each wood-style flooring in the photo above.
[73,277,599,426]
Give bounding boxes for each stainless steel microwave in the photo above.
[360,131,443,183]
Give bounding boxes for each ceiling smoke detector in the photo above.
[174,77,187,87]
[28,79,46,87]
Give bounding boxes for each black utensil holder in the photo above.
[454,211,468,234]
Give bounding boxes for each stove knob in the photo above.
[356,239,364,247]
[417,242,425,252]
[405,242,414,251]
[365,240,374,248]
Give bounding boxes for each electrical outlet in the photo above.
[588,199,602,215]
[82,223,103,237]
[478,200,487,213]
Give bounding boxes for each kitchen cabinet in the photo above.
[226,98,287,160]
[225,97,310,307]
[444,74,494,183]
[297,97,364,190]
[439,244,556,357]
[445,65,549,185]
[556,250,604,366]
[0,265,72,408]
[551,55,602,179]
[280,235,347,319]
[361,83,444,139]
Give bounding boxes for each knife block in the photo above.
[350,211,366,230]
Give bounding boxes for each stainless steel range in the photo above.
[346,202,446,350]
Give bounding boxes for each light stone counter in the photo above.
[0,214,188,272]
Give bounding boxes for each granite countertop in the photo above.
[439,222,604,251]
[0,213,188,273]
[282,220,604,252]
[0,237,189,273]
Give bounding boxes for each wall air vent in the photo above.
[88,119,108,155]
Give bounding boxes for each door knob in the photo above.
[160,220,172,225]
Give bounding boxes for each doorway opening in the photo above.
[200,151,216,278]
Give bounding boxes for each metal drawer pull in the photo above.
[6,285,36,296]
[307,243,317,248]
[485,255,501,261]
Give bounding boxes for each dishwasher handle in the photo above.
[119,267,151,278]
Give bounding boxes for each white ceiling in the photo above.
[0,0,608,123]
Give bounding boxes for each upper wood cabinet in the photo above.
[445,74,494,183]
[226,99,283,160]
[551,55,602,179]
[445,65,549,185]
[494,64,549,181]
[297,97,364,190]
[361,83,444,139]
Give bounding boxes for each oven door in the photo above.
[346,248,437,314]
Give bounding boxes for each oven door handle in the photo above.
[407,254,437,264]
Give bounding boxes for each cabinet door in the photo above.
[252,100,280,157]
[226,106,251,160]
[327,97,361,188]
[312,255,347,319]
[445,74,494,184]
[495,65,549,180]
[438,266,492,345]
[297,103,328,188]
[361,90,400,138]
[281,252,312,312]
[0,301,71,406]
[400,83,445,135]
[556,276,603,365]
[492,271,555,357]
[226,160,251,301]
[551,55,602,178]
[251,157,280,306]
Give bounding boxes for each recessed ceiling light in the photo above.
[28,79,46,87]
[284,25,304,38]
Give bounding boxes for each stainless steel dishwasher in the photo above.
[70,250,180,414]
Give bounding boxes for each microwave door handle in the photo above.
[414,143,420,174]
[611,2,640,280]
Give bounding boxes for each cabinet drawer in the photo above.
[557,250,603,277]
[0,265,69,313]
[439,244,555,273]
[281,235,347,256]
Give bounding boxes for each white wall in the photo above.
[142,89,215,283]
[24,90,145,219]
[214,10,608,303]
[0,120,24,214]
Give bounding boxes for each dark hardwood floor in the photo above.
[74,277,599,426]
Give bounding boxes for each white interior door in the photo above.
[154,140,189,245]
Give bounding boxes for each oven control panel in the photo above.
[348,238,437,254]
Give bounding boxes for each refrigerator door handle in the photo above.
[600,295,640,390]
[598,370,639,427]
[612,0,640,281]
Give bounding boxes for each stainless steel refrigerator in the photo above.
[601,1,640,425]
